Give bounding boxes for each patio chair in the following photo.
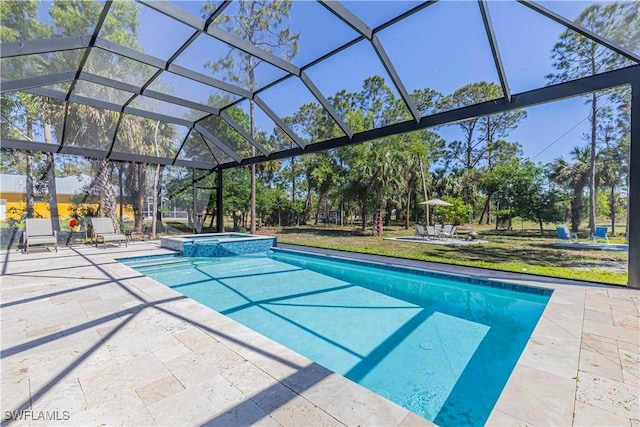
[415,224,429,240]
[91,218,128,248]
[592,226,609,243]
[441,225,458,240]
[556,225,578,242]
[23,218,58,254]
[440,224,454,239]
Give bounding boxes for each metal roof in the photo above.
[0,173,93,195]
[1,0,639,171]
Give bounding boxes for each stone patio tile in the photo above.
[573,401,630,426]
[103,323,184,362]
[31,377,88,418]
[135,375,185,406]
[611,309,640,330]
[62,389,155,427]
[619,346,640,385]
[490,364,576,426]
[145,373,249,426]
[172,326,221,352]
[1,319,27,348]
[581,333,619,358]
[517,317,580,379]
[25,324,62,339]
[485,408,530,426]
[578,348,623,382]
[583,319,639,345]
[200,401,282,427]
[584,292,615,313]
[583,308,613,325]
[576,371,639,421]
[151,341,192,363]
[257,390,344,427]
[164,345,246,389]
[211,325,310,381]
[0,366,31,415]
[78,353,171,406]
[289,366,412,427]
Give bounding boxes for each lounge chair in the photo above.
[415,224,429,240]
[441,225,458,240]
[91,218,128,248]
[592,226,609,243]
[556,225,578,242]
[23,218,58,254]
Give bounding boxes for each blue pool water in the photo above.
[123,249,550,426]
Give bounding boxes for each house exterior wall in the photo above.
[1,192,134,222]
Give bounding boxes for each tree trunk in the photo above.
[135,163,146,233]
[479,197,489,225]
[44,120,60,231]
[610,185,616,235]
[418,157,429,225]
[25,119,35,219]
[94,158,118,231]
[25,153,35,218]
[588,93,597,237]
[45,153,60,231]
[151,163,161,239]
[405,188,411,229]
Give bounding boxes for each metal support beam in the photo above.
[194,124,242,163]
[0,72,77,94]
[629,80,639,289]
[319,1,373,40]
[219,112,269,156]
[371,34,420,122]
[253,96,306,149]
[217,169,224,232]
[478,0,512,102]
[168,64,251,98]
[0,36,92,58]
[206,27,300,76]
[519,0,640,64]
[300,71,353,138]
[137,0,206,31]
[217,66,640,168]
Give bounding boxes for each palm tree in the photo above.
[549,146,591,232]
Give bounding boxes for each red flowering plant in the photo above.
[69,218,81,231]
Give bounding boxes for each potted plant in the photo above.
[69,218,81,232]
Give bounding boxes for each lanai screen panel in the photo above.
[1,0,638,170]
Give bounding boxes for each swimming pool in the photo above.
[123,249,551,426]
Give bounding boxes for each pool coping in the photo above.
[1,241,637,426]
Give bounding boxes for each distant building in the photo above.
[0,174,132,221]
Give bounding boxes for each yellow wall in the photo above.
[1,192,134,223]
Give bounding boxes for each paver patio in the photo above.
[1,241,638,426]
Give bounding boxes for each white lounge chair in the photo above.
[415,224,429,240]
[91,218,128,248]
[23,218,58,254]
[440,225,458,240]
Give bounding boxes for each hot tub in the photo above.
[160,233,276,257]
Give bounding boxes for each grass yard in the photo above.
[259,224,629,286]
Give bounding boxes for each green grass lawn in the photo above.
[260,224,629,286]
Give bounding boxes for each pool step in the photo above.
[127,257,224,273]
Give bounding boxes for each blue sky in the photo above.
[34,0,624,166]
